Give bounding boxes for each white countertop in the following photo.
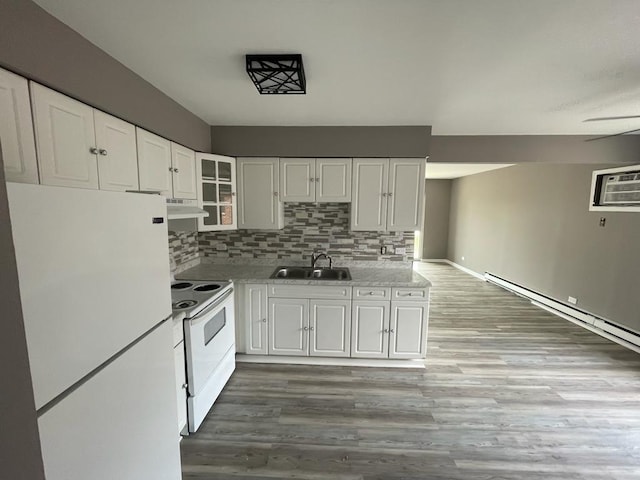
[176,262,431,288]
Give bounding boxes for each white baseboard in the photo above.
[236,354,426,369]
[485,273,640,354]
[442,260,486,281]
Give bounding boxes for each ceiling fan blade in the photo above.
[585,127,640,142]
[583,115,640,122]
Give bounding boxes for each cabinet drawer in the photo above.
[392,287,429,301]
[268,284,352,299]
[354,287,391,300]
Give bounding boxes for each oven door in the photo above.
[184,288,235,397]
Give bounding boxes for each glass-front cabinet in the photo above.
[196,153,237,231]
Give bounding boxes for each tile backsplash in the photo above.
[168,230,199,270]
[198,202,414,263]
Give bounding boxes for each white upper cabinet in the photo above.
[170,142,197,199]
[137,129,197,199]
[31,83,98,189]
[94,111,138,192]
[280,158,315,202]
[0,68,38,184]
[237,157,283,229]
[351,158,425,231]
[136,127,172,196]
[280,157,351,203]
[196,153,237,231]
[351,158,388,231]
[316,158,351,202]
[387,159,425,231]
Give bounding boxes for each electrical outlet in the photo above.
[395,247,407,255]
[568,296,577,305]
[599,217,606,227]
[380,246,387,255]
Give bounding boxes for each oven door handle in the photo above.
[187,288,234,326]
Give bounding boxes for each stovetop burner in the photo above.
[172,299,198,310]
[170,279,233,318]
[193,284,221,292]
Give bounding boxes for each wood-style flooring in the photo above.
[181,262,640,479]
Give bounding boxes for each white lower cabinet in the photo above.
[351,301,390,358]
[244,284,269,355]
[242,284,428,360]
[268,297,308,356]
[310,300,351,357]
[389,302,428,359]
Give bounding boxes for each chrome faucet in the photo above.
[311,252,332,269]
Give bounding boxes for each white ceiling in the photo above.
[34,0,640,135]
[426,163,513,179]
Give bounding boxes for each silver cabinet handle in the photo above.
[382,193,387,197]
[273,192,278,197]
[309,326,314,331]
[168,167,174,172]
[310,178,315,182]
[98,149,108,156]
[315,177,320,182]
[368,292,375,295]
[262,318,267,323]
[388,192,393,197]
[174,168,179,173]
[232,192,236,196]
[181,383,188,389]
[303,326,309,331]
[383,328,389,333]
[389,328,395,333]
[89,147,99,154]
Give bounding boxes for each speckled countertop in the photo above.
[176,262,431,287]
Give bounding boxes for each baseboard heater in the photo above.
[484,272,640,352]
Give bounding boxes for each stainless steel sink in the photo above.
[310,268,351,280]
[270,266,351,281]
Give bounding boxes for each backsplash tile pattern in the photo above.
[198,202,414,263]
[168,230,199,269]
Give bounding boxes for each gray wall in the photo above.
[430,135,640,165]
[448,163,640,333]
[422,179,452,259]
[0,148,45,479]
[0,0,210,151]
[211,126,431,157]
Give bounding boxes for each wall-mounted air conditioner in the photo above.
[589,164,640,212]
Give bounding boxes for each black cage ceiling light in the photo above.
[245,54,306,94]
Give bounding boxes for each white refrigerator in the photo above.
[7,183,181,480]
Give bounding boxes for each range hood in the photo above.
[166,198,209,220]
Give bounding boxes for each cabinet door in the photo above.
[31,83,98,189]
[170,142,197,199]
[136,127,172,196]
[244,284,268,355]
[94,111,138,192]
[0,68,38,184]
[309,299,351,357]
[197,153,237,231]
[237,157,283,229]
[351,300,389,358]
[268,298,308,356]
[389,301,428,359]
[351,158,388,231]
[280,158,315,201]
[316,158,351,202]
[174,341,187,434]
[387,158,425,231]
